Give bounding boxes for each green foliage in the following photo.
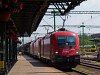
[79,33,94,45]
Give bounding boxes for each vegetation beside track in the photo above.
[73,65,93,75]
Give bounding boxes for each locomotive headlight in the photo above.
[55,51,59,54]
[76,50,79,54]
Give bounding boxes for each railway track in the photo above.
[57,67,89,75]
[81,57,98,61]
[67,69,89,75]
[80,62,100,70]
[76,62,100,75]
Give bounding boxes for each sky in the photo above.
[21,0,100,44]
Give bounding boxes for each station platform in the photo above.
[8,55,35,75]
[8,55,66,75]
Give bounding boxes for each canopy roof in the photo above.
[10,0,85,36]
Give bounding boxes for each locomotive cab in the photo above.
[51,30,80,68]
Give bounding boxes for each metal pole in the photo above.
[82,26,84,49]
[62,19,66,28]
[80,25,85,52]
[22,37,24,53]
[32,33,39,39]
[53,10,56,31]
[51,9,57,31]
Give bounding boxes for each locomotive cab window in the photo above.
[57,36,76,48]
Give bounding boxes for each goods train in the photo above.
[23,28,80,68]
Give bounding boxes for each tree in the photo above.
[79,33,93,45]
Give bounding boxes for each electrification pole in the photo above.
[41,25,53,33]
[51,9,56,31]
[54,10,56,31]
[32,33,39,39]
[80,24,85,53]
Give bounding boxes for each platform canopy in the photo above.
[10,0,86,36]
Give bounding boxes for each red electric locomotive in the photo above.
[30,28,80,68]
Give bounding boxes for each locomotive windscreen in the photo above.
[57,36,76,48]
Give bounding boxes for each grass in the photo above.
[92,61,100,65]
[73,65,93,74]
